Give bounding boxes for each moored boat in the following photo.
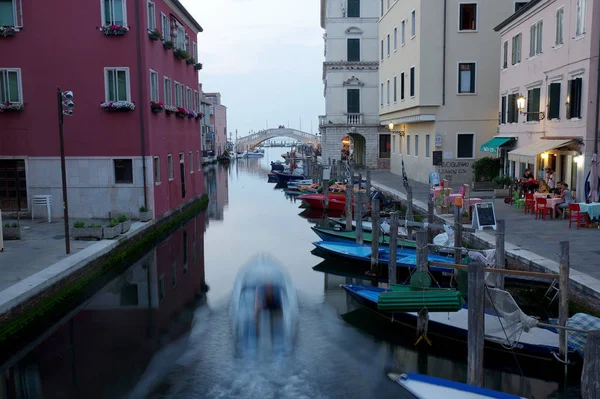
[298,194,347,211]
[311,226,416,248]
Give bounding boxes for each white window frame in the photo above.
[576,0,585,37]
[167,154,174,181]
[194,90,200,113]
[153,156,161,184]
[189,151,194,173]
[380,82,384,106]
[411,9,416,38]
[529,19,543,57]
[147,0,156,31]
[164,76,172,106]
[0,68,23,104]
[502,40,508,69]
[457,61,477,95]
[186,86,192,109]
[555,6,564,47]
[458,2,478,32]
[193,42,198,62]
[401,20,406,45]
[393,26,397,51]
[104,67,131,102]
[161,12,171,41]
[456,132,475,159]
[149,69,159,102]
[174,81,184,108]
[393,75,397,103]
[386,79,390,104]
[100,0,127,27]
[386,33,390,57]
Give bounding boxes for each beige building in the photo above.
[379,0,519,185]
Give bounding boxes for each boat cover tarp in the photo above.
[549,313,600,356]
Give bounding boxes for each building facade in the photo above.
[379,0,517,185]
[200,86,214,157]
[494,0,599,200]
[319,0,388,169]
[0,0,205,218]
[204,92,228,156]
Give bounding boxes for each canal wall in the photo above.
[0,193,209,359]
[371,182,600,313]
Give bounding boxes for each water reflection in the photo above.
[204,164,229,222]
[1,213,208,399]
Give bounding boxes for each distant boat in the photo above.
[275,171,306,182]
[310,226,416,248]
[270,161,285,171]
[243,150,264,158]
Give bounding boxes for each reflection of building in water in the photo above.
[204,164,229,223]
[1,213,208,399]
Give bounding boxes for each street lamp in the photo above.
[516,94,545,120]
[57,87,75,254]
[388,122,394,130]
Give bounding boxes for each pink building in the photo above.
[0,0,206,218]
[204,92,228,156]
[494,0,599,199]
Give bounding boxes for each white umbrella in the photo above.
[588,153,599,203]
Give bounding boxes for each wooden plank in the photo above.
[467,262,485,387]
[370,199,380,273]
[559,241,570,359]
[428,261,560,279]
[388,212,399,285]
[581,331,600,398]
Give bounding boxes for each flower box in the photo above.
[0,102,24,112]
[150,101,164,113]
[103,224,121,239]
[164,105,178,115]
[148,29,162,41]
[194,63,203,71]
[0,26,15,38]
[2,226,20,240]
[72,227,103,240]
[186,58,195,65]
[101,101,135,112]
[163,40,174,50]
[173,49,190,60]
[120,219,132,233]
[139,210,152,222]
[98,25,129,36]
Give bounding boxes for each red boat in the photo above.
[298,194,348,211]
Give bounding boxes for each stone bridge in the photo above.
[236,128,320,150]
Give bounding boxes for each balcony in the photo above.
[319,115,327,126]
[319,113,364,126]
[346,113,363,125]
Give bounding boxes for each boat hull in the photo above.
[275,172,306,182]
[298,194,347,211]
[311,226,416,248]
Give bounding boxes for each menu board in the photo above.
[432,151,443,166]
[472,202,497,230]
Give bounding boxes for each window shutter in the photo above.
[400,73,405,100]
[347,89,360,114]
[529,25,535,57]
[348,0,360,17]
[501,96,507,123]
[548,83,561,119]
[573,78,582,118]
[538,21,543,53]
[347,39,360,61]
[469,63,476,92]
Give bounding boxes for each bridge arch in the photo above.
[236,128,320,150]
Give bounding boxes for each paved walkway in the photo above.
[370,170,600,300]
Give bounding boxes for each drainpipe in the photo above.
[134,0,148,208]
[594,35,600,154]
[442,0,447,105]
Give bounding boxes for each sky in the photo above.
[180,0,325,140]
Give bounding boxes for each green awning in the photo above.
[480,137,513,153]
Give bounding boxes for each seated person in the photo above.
[537,180,550,194]
[254,282,283,339]
[522,169,534,180]
[556,183,574,217]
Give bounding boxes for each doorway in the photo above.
[0,160,27,211]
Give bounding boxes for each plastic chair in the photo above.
[524,193,535,214]
[535,197,553,220]
[568,203,589,229]
[513,191,525,211]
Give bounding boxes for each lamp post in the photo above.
[516,94,545,120]
[57,87,75,255]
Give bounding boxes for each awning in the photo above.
[480,137,514,153]
[507,138,573,163]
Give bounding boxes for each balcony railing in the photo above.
[318,115,327,126]
[346,113,363,125]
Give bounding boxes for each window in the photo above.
[414,134,419,157]
[175,21,185,49]
[502,41,508,69]
[458,62,476,94]
[386,34,390,56]
[347,89,360,113]
[459,3,477,31]
[380,83,384,106]
[147,0,156,31]
[526,87,541,122]
[555,7,564,46]
[164,77,172,106]
[401,20,406,45]
[379,134,391,158]
[167,154,173,180]
[171,261,177,288]
[411,10,416,37]
[101,0,126,26]
[347,0,360,17]
[507,93,518,123]
[194,90,200,113]
[347,38,360,62]
[0,0,16,26]
[197,150,201,170]
[567,77,583,119]
[380,0,383,16]
[114,159,133,184]
[153,156,160,184]
[393,75,397,102]
[189,151,194,172]
[161,13,170,41]
[393,27,397,50]
[511,33,521,65]
[175,82,184,107]
[400,72,405,100]
[529,20,543,57]
[0,69,22,103]
[104,68,130,102]
[380,40,384,60]
[193,42,198,62]
[515,2,528,12]
[407,135,411,155]
[386,80,390,104]
[149,70,159,102]
[548,82,561,120]
[183,231,188,270]
[185,34,190,54]
[409,67,415,97]
[186,87,192,109]
[457,133,474,158]
[500,95,507,124]
[425,134,430,157]
[576,0,585,36]
[158,275,165,301]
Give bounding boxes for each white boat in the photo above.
[388,373,525,399]
[243,150,264,158]
[330,218,408,237]
[287,179,314,187]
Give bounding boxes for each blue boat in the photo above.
[387,372,525,399]
[312,240,456,274]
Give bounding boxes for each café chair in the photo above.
[513,191,525,211]
[535,197,553,220]
[524,193,535,214]
[568,203,590,229]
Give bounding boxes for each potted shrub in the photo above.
[194,63,203,71]
[3,222,20,240]
[186,57,195,65]
[103,218,121,239]
[118,214,131,233]
[163,40,174,50]
[98,24,129,36]
[460,210,471,224]
[0,26,16,37]
[139,205,152,222]
[173,49,190,60]
[148,29,162,41]
[72,221,103,240]
[150,101,164,113]
[0,102,24,112]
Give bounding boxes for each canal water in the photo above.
[0,147,582,399]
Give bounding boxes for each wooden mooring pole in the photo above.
[582,331,600,398]
[388,212,399,285]
[467,262,485,387]
[345,183,353,231]
[416,230,428,272]
[370,199,380,273]
[358,172,362,190]
[321,167,329,210]
[406,186,414,238]
[355,192,364,244]
[366,170,371,195]
[494,220,505,289]
[453,205,462,265]
[559,241,570,360]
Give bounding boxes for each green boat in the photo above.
[310,226,416,248]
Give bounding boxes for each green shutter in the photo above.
[347,39,360,62]
[548,83,561,119]
[347,89,360,114]
[347,0,360,17]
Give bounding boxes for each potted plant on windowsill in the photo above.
[101,101,135,112]
[98,24,129,36]
[0,102,24,112]
[118,214,131,233]
[148,29,162,41]
[139,205,152,222]
[194,63,203,71]
[187,109,196,119]
[164,105,178,115]
[3,222,20,240]
[176,107,188,118]
[150,101,164,113]
[103,218,121,239]
[173,49,190,60]
[0,26,16,37]
[163,40,174,50]
[195,112,204,120]
[72,221,103,240]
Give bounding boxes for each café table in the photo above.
[430,187,453,201]
[533,194,563,219]
[578,202,600,220]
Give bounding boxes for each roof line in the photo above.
[494,0,542,32]
[172,0,203,32]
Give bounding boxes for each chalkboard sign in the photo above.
[472,202,497,231]
[432,151,443,166]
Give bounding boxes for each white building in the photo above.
[319,0,388,169]
[379,0,519,185]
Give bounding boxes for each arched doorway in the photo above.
[341,133,366,166]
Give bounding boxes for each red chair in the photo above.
[535,197,553,220]
[524,193,535,214]
[568,203,590,229]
